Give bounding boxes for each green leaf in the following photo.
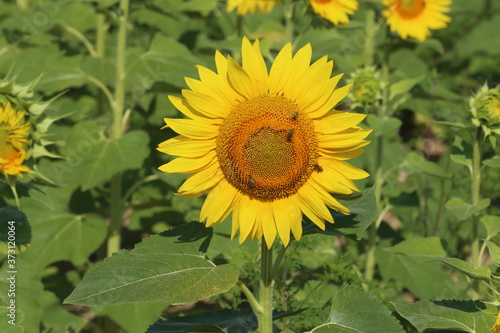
[19,214,107,270]
[485,240,500,265]
[376,246,464,300]
[73,129,150,190]
[389,76,424,101]
[303,187,377,240]
[393,300,495,333]
[483,156,500,168]
[450,136,473,169]
[147,308,257,333]
[400,152,449,178]
[365,115,402,138]
[310,286,404,333]
[385,237,446,256]
[64,223,239,306]
[0,259,44,332]
[39,291,86,332]
[433,257,491,281]
[0,206,31,254]
[482,215,500,239]
[94,302,168,333]
[445,197,490,221]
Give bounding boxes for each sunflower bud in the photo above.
[348,67,381,109]
[470,83,500,139]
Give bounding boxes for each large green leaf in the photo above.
[433,257,491,282]
[72,129,150,190]
[309,286,404,333]
[303,187,377,240]
[481,215,500,239]
[485,240,500,265]
[65,223,239,306]
[385,237,447,256]
[393,300,495,332]
[94,302,169,333]
[0,206,31,254]
[0,259,44,333]
[400,152,449,178]
[376,244,465,300]
[445,197,490,221]
[19,214,107,270]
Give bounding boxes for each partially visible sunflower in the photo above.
[309,0,358,25]
[490,310,500,333]
[382,0,451,42]
[158,37,371,248]
[0,101,31,176]
[470,83,500,141]
[227,0,279,15]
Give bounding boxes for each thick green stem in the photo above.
[284,0,295,43]
[6,175,21,209]
[259,242,273,333]
[471,135,481,268]
[107,0,130,257]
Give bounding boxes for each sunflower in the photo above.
[227,0,279,15]
[490,310,500,333]
[382,0,451,42]
[158,37,371,248]
[0,101,31,176]
[309,0,358,25]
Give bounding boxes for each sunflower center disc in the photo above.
[397,0,425,18]
[216,96,319,201]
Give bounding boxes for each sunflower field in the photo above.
[1,0,500,332]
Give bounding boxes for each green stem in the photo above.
[284,0,295,43]
[365,65,389,281]
[471,133,481,268]
[6,175,21,209]
[363,10,376,67]
[272,244,288,277]
[237,281,263,315]
[470,130,482,298]
[259,241,273,333]
[62,23,97,56]
[107,0,130,257]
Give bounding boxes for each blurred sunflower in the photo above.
[158,37,370,248]
[382,0,451,42]
[227,0,278,15]
[309,0,358,25]
[0,101,31,176]
[490,310,500,333]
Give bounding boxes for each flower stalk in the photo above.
[107,0,130,257]
[471,130,482,268]
[259,241,274,332]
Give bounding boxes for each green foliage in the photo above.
[0,0,499,331]
[65,223,239,306]
[310,286,404,333]
[393,300,496,333]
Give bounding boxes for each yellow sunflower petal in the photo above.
[227,56,258,99]
[242,38,268,95]
[163,118,219,140]
[261,202,277,248]
[268,43,293,95]
[157,135,214,158]
[200,179,238,227]
[159,150,216,174]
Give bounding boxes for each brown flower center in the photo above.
[216,96,319,201]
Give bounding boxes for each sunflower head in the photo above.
[490,310,500,333]
[348,66,381,109]
[0,99,31,176]
[227,0,279,15]
[0,75,60,178]
[470,84,500,140]
[158,37,370,248]
[382,0,451,42]
[309,0,358,25]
